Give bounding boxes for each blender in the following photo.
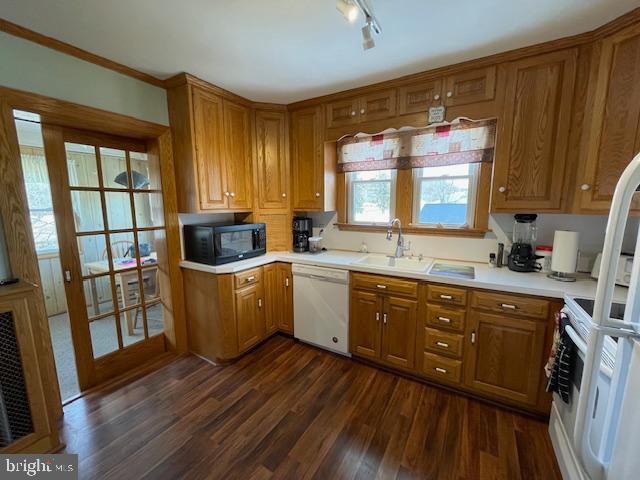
[507,214,540,272]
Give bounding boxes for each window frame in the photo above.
[411,164,480,229]
[346,169,397,226]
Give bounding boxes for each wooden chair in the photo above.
[133,268,161,329]
[102,240,134,260]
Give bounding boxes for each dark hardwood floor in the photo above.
[61,335,561,479]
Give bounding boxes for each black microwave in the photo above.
[183,223,266,265]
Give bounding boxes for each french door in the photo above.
[43,125,167,389]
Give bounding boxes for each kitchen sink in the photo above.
[353,254,432,272]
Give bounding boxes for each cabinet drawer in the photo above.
[422,352,462,384]
[425,304,465,332]
[426,284,467,306]
[424,328,463,358]
[234,267,262,289]
[471,291,549,319]
[352,273,418,297]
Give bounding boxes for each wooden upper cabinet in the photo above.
[359,89,397,122]
[398,78,443,115]
[326,97,360,128]
[464,311,547,407]
[291,105,328,210]
[443,66,496,106]
[492,49,577,211]
[192,87,228,210]
[254,110,289,211]
[381,296,417,369]
[578,24,640,212]
[223,100,253,210]
[349,290,382,360]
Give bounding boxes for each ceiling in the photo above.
[2,0,637,103]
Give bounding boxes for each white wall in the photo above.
[0,32,169,125]
[307,212,639,270]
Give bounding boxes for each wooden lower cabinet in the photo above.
[349,290,381,360]
[349,274,418,370]
[381,296,417,369]
[235,283,265,352]
[464,311,548,407]
[183,262,294,363]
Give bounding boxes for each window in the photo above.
[412,163,479,228]
[347,169,396,224]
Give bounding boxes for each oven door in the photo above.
[213,228,262,264]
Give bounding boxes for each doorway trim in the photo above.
[0,86,187,419]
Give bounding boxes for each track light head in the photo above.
[361,20,375,50]
[336,0,359,23]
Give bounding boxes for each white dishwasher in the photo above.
[292,264,350,356]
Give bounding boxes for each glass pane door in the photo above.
[44,126,167,389]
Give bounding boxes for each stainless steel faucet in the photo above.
[387,218,408,258]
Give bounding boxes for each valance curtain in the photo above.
[337,118,496,173]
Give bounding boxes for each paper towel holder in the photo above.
[547,230,579,282]
[548,271,577,282]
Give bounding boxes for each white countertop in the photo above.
[179,250,628,301]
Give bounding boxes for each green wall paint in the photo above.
[0,32,168,125]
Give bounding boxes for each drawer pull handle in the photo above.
[383,313,388,325]
[376,312,380,322]
[246,276,256,282]
[258,298,263,308]
[376,284,387,289]
[435,367,448,374]
[436,341,449,348]
[439,294,453,300]
[285,278,289,288]
[500,303,517,310]
[437,316,451,323]
[471,331,476,344]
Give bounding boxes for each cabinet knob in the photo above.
[581,184,591,191]
[224,191,230,197]
[351,111,356,116]
[360,108,365,114]
[315,192,321,197]
[282,193,287,197]
[498,186,506,193]
[433,94,440,101]
[230,192,235,197]
[446,91,453,98]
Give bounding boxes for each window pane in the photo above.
[89,314,120,358]
[78,234,108,276]
[420,164,470,178]
[134,192,164,228]
[418,178,470,225]
[352,181,391,223]
[71,191,104,232]
[105,192,133,229]
[351,170,392,181]
[130,152,161,190]
[65,143,99,187]
[100,147,128,189]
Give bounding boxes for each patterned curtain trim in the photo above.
[337,118,496,173]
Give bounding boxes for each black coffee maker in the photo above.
[292,217,312,252]
[507,214,541,272]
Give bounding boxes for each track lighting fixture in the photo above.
[336,0,382,50]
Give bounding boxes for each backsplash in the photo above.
[306,212,639,269]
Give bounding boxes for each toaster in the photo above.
[591,253,634,287]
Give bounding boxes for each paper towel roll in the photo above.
[551,230,580,274]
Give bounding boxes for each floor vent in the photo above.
[0,310,34,448]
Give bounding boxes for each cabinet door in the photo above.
[464,311,547,406]
[492,49,577,211]
[235,282,265,352]
[444,66,496,106]
[359,89,397,122]
[291,106,324,210]
[263,264,279,335]
[223,100,253,210]
[326,97,359,128]
[349,290,381,360]
[255,110,289,210]
[579,25,640,212]
[192,87,228,209]
[381,296,417,369]
[277,263,294,334]
[398,78,442,115]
